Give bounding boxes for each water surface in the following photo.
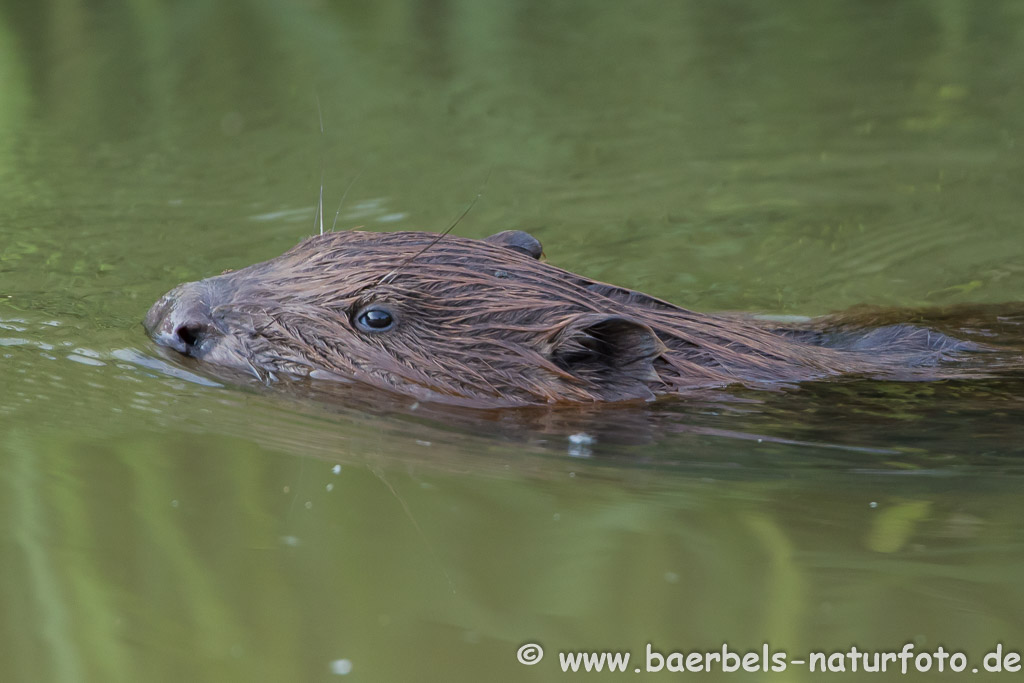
[2,1,1024,681]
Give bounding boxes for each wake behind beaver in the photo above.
[144,229,1004,408]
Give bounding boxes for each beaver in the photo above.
[144,229,983,408]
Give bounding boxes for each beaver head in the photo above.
[145,229,975,407]
[145,230,693,406]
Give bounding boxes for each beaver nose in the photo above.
[143,285,215,357]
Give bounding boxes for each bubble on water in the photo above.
[326,483,334,492]
[332,465,342,474]
[568,432,595,458]
[329,659,353,675]
[869,501,878,509]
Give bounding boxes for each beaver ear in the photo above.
[483,230,543,259]
[548,314,666,399]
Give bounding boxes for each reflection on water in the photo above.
[1,1,1024,681]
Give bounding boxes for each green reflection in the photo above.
[1,1,1023,681]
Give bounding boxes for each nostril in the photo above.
[175,323,206,351]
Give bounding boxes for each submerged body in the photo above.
[144,230,980,407]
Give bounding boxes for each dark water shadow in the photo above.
[126,303,1024,478]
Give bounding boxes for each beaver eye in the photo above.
[355,307,395,332]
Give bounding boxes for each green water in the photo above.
[2,1,1024,681]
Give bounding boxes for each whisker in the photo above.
[378,193,481,285]
[315,92,326,236]
[332,168,364,232]
[318,177,325,236]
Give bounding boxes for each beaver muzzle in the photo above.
[144,282,219,359]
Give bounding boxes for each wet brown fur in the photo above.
[145,230,980,407]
